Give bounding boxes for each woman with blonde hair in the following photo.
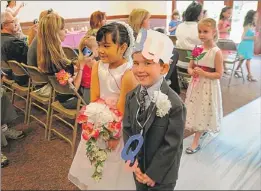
[37,13,87,109]
[86,11,106,36]
[27,9,54,46]
[27,9,55,67]
[128,8,150,39]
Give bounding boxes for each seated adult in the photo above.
[1,11,28,86]
[27,9,54,67]
[1,88,25,143]
[175,1,202,72]
[37,13,87,109]
[86,11,106,37]
[5,1,25,40]
[27,9,53,47]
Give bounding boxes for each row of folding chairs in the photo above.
[168,38,245,89]
[1,60,83,157]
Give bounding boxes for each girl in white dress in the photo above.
[185,18,223,154]
[68,22,137,190]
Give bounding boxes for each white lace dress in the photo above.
[68,61,136,190]
[185,47,223,133]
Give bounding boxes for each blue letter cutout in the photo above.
[121,134,144,163]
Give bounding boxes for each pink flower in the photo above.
[92,130,100,139]
[82,131,90,141]
[82,122,94,131]
[77,114,88,124]
[191,47,204,58]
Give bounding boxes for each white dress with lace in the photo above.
[185,47,223,132]
[68,61,136,190]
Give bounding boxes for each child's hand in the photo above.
[134,167,145,184]
[191,69,199,78]
[194,67,205,77]
[107,139,120,150]
[143,174,156,187]
[125,159,139,172]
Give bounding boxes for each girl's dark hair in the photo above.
[184,1,203,22]
[219,6,232,20]
[96,22,131,48]
[6,1,11,7]
[203,10,207,15]
[243,10,256,27]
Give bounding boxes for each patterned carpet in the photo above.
[1,56,260,190]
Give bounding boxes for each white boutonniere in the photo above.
[151,91,172,117]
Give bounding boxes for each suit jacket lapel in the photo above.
[144,79,170,135]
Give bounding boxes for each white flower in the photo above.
[96,165,103,173]
[97,150,107,161]
[152,91,171,118]
[84,102,114,126]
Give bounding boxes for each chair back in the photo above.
[175,48,191,63]
[63,47,78,60]
[1,60,11,70]
[169,35,177,45]
[7,60,28,77]
[48,76,74,95]
[21,63,48,86]
[216,39,237,51]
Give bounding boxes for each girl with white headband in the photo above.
[68,21,137,190]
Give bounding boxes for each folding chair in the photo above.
[48,76,83,157]
[21,64,52,139]
[7,60,30,124]
[62,47,78,60]
[1,61,15,96]
[175,48,192,89]
[217,39,244,87]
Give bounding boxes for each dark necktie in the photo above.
[139,89,148,114]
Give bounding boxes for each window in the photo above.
[203,1,224,22]
[231,1,258,43]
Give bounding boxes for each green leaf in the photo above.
[187,51,192,57]
[195,52,207,61]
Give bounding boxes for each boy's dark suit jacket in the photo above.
[123,79,186,185]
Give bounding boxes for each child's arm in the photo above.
[90,61,100,102]
[145,104,186,183]
[169,25,178,32]
[116,70,138,115]
[187,60,197,77]
[218,20,230,33]
[194,50,223,79]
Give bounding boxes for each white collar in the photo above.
[140,77,163,100]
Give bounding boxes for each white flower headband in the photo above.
[113,21,135,58]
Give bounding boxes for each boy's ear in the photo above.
[160,63,169,75]
[120,43,128,55]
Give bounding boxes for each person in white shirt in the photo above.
[5,1,25,40]
[176,1,203,50]
[175,2,203,71]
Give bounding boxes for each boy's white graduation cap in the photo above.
[133,29,174,64]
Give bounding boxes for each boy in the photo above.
[123,29,186,190]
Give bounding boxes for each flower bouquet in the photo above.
[186,46,206,99]
[56,69,71,86]
[76,98,123,182]
[55,69,87,105]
